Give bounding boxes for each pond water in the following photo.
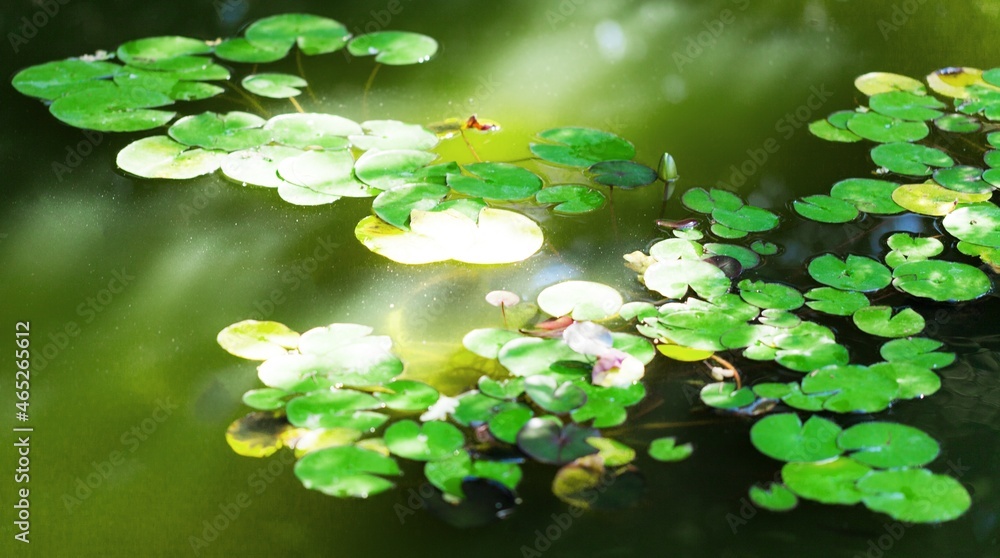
[2,0,999,557]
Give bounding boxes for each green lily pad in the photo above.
[168,111,269,152]
[587,160,657,189]
[870,361,941,400]
[116,36,212,69]
[530,127,635,167]
[804,287,870,316]
[648,437,693,462]
[700,382,756,410]
[838,422,939,468]
[371,183,450,230]
[782,457,871,505]
[933,166,991,194]
[846,112,929,143]
[536,280,624,321]
[354,149,437,190]
[793,195,859,223]
[265,113,361,150]
[830,178,904,214]
[943,203,1000,247]
[871,142,954,176]
[116,135,225,179]
[808,119,861,142]
[751,240,779,255]
[462,329,524,360]
[855,72,926,95]
[885,233,943,268]
[535,185,606,213]
[384,420,466,461]
[347,31,438,65]
[241,388,289,411]
[49,83,175,132]
[425,452,522,498]
[749,483,799,512]
[488,406,534,444]
[587,437,637,467]
[750,414,843,463]
[712,205,780,233]
[277,150,375,205]
[294,445,400,498]
[868,90,946,121]
[801,364,899,413]
[448,162,543,200]
[222,146,304,188]
[286,389,382,428]
[214,37,291,63]
[570,382,646,428]
[891,182,992,216]
[644,259,731,300]
[934,113,981,133]
[738,280,805,311]
[242,73,308,98]
[477,376,525,400]
[245,14,351,55]
[808,254,892,292]
[374,380,439,412]
[858,469,970,523]
[891,260,991,302]
[12,59,121,100]
[879,338,955,370]
[516,418,599,465]
[986,150,1000,168]
[451,392,518,426]
[524,375,587,414]
[258,328,403,391]
[113,67,224,101]
[349,120,438,152]
[853,306,924,338]
[704,244,760,269]
[217,319,300,360]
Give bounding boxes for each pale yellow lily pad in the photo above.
[855,72,926,96]
[926,67,1000,99]
[890,182,992,216]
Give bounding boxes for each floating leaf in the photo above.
[803,287,869,316]
[853,306,924,338]
[933,166,991,194]
[116,36,212,69]
[12,59,121,100]
[829,178,904,214]
[222,146,303,188]
[354,149,437,190]
[587,160,657,189]
[245,14,351,55]
[570,382,646,428]
[870,361,940,400]
[868,91,946,121]
[801,364,899,413]
[648,437,693,462]
[712,205,780,233]
[167,111,268,152]
[214,37,291,63]
[885,233,943,268]
[891,260,991,302]
[451,392,518,426]
[808,254,891,292]
[782,457,871,505]
[535,184,606,213]
[926,66,996,99]
[854,72,925,96]
[838,422,939,468]
[738,280,804,310]
[217,320,300,360]
[116,135,225,179]
[700,382,755,410]
[585,437,636,467]
[871,142,954,176]
[226,411,293,458]
[537,281,624,321]
[750,414,842,463]
[425,452,522,498]
[462,329,524,360]
[265,113,362,150]
[286,390,383,429]
[858,469,971,523]
[384,420,465,461]
[242,73,308,98]
[880,338,955,370]
[294,445,400,498]
[704,243,760,269]
[448,162,543,200]
[49,83,175,132]
[749,483,798,512]
[846,112,929,142]
[644,259,731,300]
[371,183,450,230]
[943,203,1000,248]
[278,150,375,205]
[524,376,587,414]
[516,418,599,465]
[793,195,859,223]
[808,119,861,142]
[349,120,438,151]
[347,31,438,65]
[751,240,779,256]
[488,406,534,443]
[375,380,439,412]
[530,127,635,167]
[891,182,992,216]
[935,113,981,133]
[241,388,289,411]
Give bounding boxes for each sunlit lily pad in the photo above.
[808,254,891,292]
[536,281,624,321]
[749,414,843,463]
[49,83,175,132]
[935,113,981,133]
[354,149,437,190]
[535,185,606,213]
[226,411,293,458]
[222,146,303,188]
[793,195,858,223]
[868,91,945,121]
[530,127,635,167]
[803,287,869,316]
[926,66,997,99]
[829,178,904,214]
[294,445,400,498]
[384,420,465,461]
[644,259,731,300]
[712,205,780,233]
[700,382,755,410]
[245,13,351,55]
[879,338,955,370]
[749,483,798,512]
[801,364,899,413]
[884,233,943,268]
[463,329,524,360]
[570,382,645,427]
[349,120,438,151]
[242,388,289,411]
[933,166,991,194]
[448,162,543,200]
[116,36,212,69]
[242,73,308,98]
[704,243,760,269]
[587,160,657,189]
[347,31,439,65]
[858,469,971,523]
[854,72,926,96]
[870,361,940,400]
[371,183,450,230]
[943,203,1000,247]
[286,389,383,429]
[782,457,871,505]
[738,280,804,310]
[375,380,439,411]
[168,111,269,152]
[524,375,587,414]
[265,113,362,150]
[853,306,924,338]
[891,182,992,216]
[214,37,291,63]
[12,59,120,100]
[516,418,599,465]
[847,112,929,142]
[113,66,224,101]
[808,119,861,142]
[488,406,534,443]
[648,437,693,462]
[116,135,225,179]
[425,452,521,498]
[217,319,300,360]
[838,422,939,468]
[891,260,991,302]
[277,150,375,205]
[871,142,954,176]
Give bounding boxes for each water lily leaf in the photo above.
[113,67,224,101]
[167,111,268,152]
[868,90,946,121]
[530,127,635,167]
[987,150,1000,168]
[374,380,439,411]
[581,437,635,467]
[985,169,1000,187]
[517,418,599,465]
[775,340,850,373]
[354,149,437,190]
[347,31,438,65]
[700,382,756,410]
[286,389,382,429]
[349,120,438,151]
[935,113,981,133]
[712,205,780,233]
[829,178,904,214]
[808,119,861,142]
[854,72,926,95]
[808,254,891,292]
[294,445,400,498]
[265,113,362,150]
[853,306,924,338]
[648,238,702,262]
[644,259,731,300]
[879,338,955,370]
[858,469,970,523]
[942,203,1000,248]
[12,59,121,100]
[488,405,534,443]
[847,112,929,142]
[958,240,1000,270]
[587,160,657,189]
[384,420,465,461]
[371,183,450,230]
[648,437,693,462]
[116,135,225,179]
[222,146,304,188]
[116,36,211,69]
[570,382,645,427]
[891,260,991,302]
[463,329,524,360]
[497,338,582,377]
[759,309,801,328]
[927,66,997,99]
[870,361,941,400]
[448,162,543,200]
[738,280,804,310]
[838,422,939,468]
[885,233,943,268]
[245,14,351,55]
[49,83,175,132]
[933,166,991,194]
[242,73,308,98]
[793,195,859,223]
[214,37,291,63]
[704,243,760,269]
[524,375,587,414]
[751,240,779,255]
[782,457,871,505]
[226,411,293,458]
[277,151,375,206]
[258,340,403,392]
[804,287,870,316]
[242,388,289,411]
[451,392,518,426]
[891,182,992,216]
[871,142,954,176]
[537,281,623,321]
[217,319,300,360]
[749,414,843,462]
[425,452,522,498]
[801,364,899,413]
[535,184,606,213]
[749,483,798,512]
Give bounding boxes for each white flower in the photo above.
[564,321,613,356]
[592,348,645,387]
[420,395,459,422]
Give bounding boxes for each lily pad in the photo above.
[801,364,899,413]
[424,452,521,498]
[738,280,804,310]
[349,120,438,151]
[838,422,939,468]
[448,162,543,200]
[516,418,599,465]
[524,375,587,414]
[530,127,635,167]
[587,160,657,189]
[488,406,534,444]
[371,183,450,230]
[749,483,798,512]
[242,388,289,411]
[535,185,606,213]
[462,329,524,360]
[751,240,779,255]
[168,111,269,152]
[354,149,437,190]
[375,380,439,412]
[853,306,925,338]
[278,151,375,205]
[226,411,292,458]
[781,457,871,505]
[347,31,438,65]
[570,381,645,427]
[700,382,756,410]
[265,113,362,150]
[879,338,955,370]
[858,469,971,523]
[803,287,870,316]
[830,178,904,214]
[217,319,300,360]
[384,420,465,461]
[222,146,303,188]
[808,254,892,292]
[536,281,624,321]
[294,445,400,498]
[712,205,780,233]
[942,203,1000,248]
[644,259,731,300]
[808,119,861,142]
[891,182,992,216]
[870,142,954,176]
[286,389,383,429]
[870,361,941,400]
[750,414,843,463]
[868,90,946,121]
[891,260,991,302]
[854,72,926,95]
[116,36,212,69]
[648,437,693,462]
[214,37,291,63]
[704,243,760,269]
[846,112,929,142]
[933,166,991,194]
[116,135,225,179]
[793,195,859,223]
[245,14,351,55]
[935,113,981,133]
[242,73,308,98]
[885,233,943,268]
[12,59,121,100]
[49,83,175,132]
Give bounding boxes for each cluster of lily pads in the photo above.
[11,13,676,266]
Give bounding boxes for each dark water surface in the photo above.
[1,1,999,557]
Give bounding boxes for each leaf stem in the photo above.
[459,127,483,162]
[708,354,742,390]
[288,96,305,114]
[363,63,382,119]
